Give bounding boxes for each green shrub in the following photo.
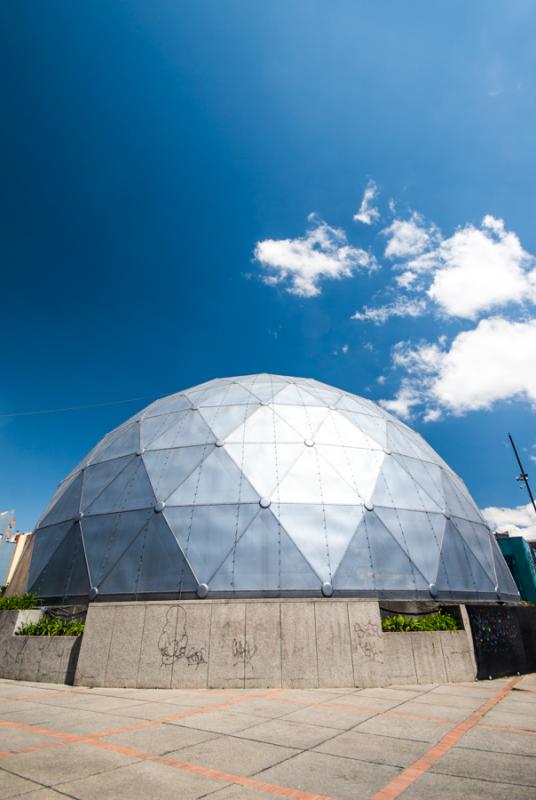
[382,611,460,632]
[0,593,38,610]
[16,617,85,637]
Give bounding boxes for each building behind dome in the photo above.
[23,375,518,603]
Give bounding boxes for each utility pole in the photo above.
[508,433,536,515]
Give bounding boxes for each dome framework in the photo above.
[26,375,519,602]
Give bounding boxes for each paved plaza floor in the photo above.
[0,674,535,800]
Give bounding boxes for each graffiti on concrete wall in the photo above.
[353,620,383,663]
[158,606,208,669]
[232,637,257,669]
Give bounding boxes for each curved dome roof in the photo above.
[27,374,518,602]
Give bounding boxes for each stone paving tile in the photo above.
[171,710,267,735]
[323,693,406,711]
[99,701,196,720]
[314,729,432,767]
[234,718,337,749]
[353,713,453,743]
[0,767,42,800]
[0,726,60,753]
[0,742,140,785]
[56,758,229,800]
[493,698,536,717]
[14,708,144,735]
[399,771,532,800]
[356,688,422,701]
[460,725,536,756]
[480,709,536,730]
[198,785,290,800]
[1,791,68,800]
[392,700,470,721]
[256,750,400,800]
[271,704,374,731]
[432,746,536,787]
[227,699,299,719]
[275,689,355,704]
[105,723,219,755]
[169,736,297,776]
[417,691,483,709]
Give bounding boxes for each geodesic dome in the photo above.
[26,374,518,602]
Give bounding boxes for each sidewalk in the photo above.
[0,675,535,800]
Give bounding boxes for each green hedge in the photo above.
[382,611,460,632]
[16,617,85,637]
[0,593,37,610]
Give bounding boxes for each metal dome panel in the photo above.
[27,374,520,602]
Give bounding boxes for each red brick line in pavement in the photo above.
[369,677,520,800]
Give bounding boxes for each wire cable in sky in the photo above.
[0,395,158,419]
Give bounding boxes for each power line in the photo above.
[0,395,158,419]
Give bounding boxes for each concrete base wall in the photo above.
[0,610,81,684]
[74,599,476,689]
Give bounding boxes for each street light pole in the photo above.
[508,433,536,515]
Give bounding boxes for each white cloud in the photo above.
[383,213,436,259]
[254,214,375,297]
[353,180,380,225]
[482,502,536,541]
[352,297,427,325]
[383,317,536,418]
[427,216,536,319]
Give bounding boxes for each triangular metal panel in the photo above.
[435,520,494,593]
[146,409,215,450]
[489,535,520,596]
[386,423,425,460]
[271,404,329,440]
[143,446,210,502]
[335,394,377,415]
[196,383,259,407]
[374,507,444,584]
[165,503,259,583]
[226,406,302,444]
[300,385,343,407]
[367,510,428,591]
[198,403,258,440]
[392,454,447,513]
[314,445,365,501]
[142,393,191,418]
[81,455,134,512]
[372,455,441,512]
[166,446,259,506]
[332,519,376,591]
[247,381,290,403]
[269,383,322,406]
[28,520,75,590]
[39,472,83,528]
[81,509,154,587]
[276,446,359,505]
[315,411,380,449]
[450,517,497,582]
[30,522,90,599]
[210,508,319,591]
[225,442,304,499]
[337,411,388,449]
[85,457,155,514]
[89,423,140,465]
[140,412,189,449]
[319,446,383,505]
[275,503,364,580]
[135,513,197,594]
[441,472,482,523]
[34,471,80,528]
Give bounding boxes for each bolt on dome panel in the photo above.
[27,374,520,601]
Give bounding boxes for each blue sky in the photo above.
[2,1,536,534]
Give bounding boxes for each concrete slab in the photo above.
[411,633,447,684]
[399,771,532,800]
[459,725,536,757]
[0,742,139,785]
[353,713,453,743]
[383,633,418,685]
[171,735,297,776]
[57,758,228,800]
[255,750,400,800]
[431,746,536,786]
[243,602,281,688]
[171,603,211,689]
[105,723,217,755]
[104,604,145,688]
[314,601,354,687]
[208,603,246,689]
[347,600,385,687]
[235,718,336,749]
[171,709,266,735]
[314,729,432,767]
[274,703,374,730]
[0,767,43,800]
[74,605,115,687]
[280,601,318,689]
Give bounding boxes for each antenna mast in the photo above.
[508,433,536,515]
